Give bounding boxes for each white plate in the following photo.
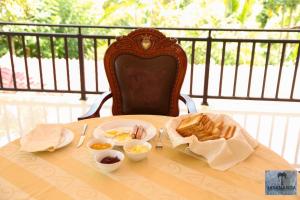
[56,128,74,149]
[93,119,157,146]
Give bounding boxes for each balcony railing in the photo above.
[0,22,300,105]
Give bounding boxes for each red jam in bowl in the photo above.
[100,156,120,164]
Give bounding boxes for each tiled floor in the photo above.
[0,92,299,169]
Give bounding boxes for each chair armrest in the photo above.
[78,92,112,121]
[179,94,197,113]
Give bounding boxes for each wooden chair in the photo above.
[78,28,196,120]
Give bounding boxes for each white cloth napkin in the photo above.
[165,113,258,171]
[20,124,64,152]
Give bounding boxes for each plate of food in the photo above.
[165,113,258,170]
[93,119,157,146]
[175,113,236,142]
[165,113,240,148]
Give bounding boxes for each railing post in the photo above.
[202,30,212,106]
[78,27,87,100]
[7,35,17,89]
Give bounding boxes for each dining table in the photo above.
[0,115,299,200]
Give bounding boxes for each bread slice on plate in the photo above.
[176,114,203,136]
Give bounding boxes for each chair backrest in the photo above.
[104,28,187,116]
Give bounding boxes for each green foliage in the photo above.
[0,0,103,58]
[286,43,300,63]
[0,0,300,65]
[256,0,282,28]
[0,36,8,57]
[238,0,254,23]
[256,0,300,28]
[224,0,240,17]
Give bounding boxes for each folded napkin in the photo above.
[20,124,64,152]
[165,113,258,171]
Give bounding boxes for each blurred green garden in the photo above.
[0,0,300,66]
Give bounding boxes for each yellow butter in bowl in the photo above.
[124,140,152,161]
[127,144,149,154]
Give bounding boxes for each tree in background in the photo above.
[256,0,300,28]
[0,0,102,58]
[0,0,299,65]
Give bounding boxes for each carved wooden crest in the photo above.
[113,28,179,53]
[141,35,151,50]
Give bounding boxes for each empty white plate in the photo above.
[55,128,74,149]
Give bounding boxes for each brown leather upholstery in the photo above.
[114,54,177,115]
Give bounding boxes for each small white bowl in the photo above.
[87,138,114,154]
[123,139,152,161]
[94,150,124,173]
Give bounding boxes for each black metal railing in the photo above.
[0,22,300,105]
